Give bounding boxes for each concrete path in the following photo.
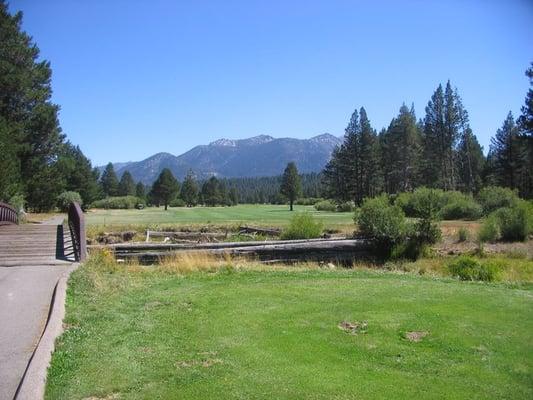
[0,216,76,399]
[0,265,70,399]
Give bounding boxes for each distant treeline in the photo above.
[96,164,322,207]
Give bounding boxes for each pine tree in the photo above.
[201,176,221,207]
[56,142,100,205]
[381,104,421,193]
[358,108,382,198]
[456,127,484,193]
[135,182,146,200]
[180,170,199,207]
[280,162,301,211]
[322,146,350,203]
[489,111,522,190]
[517,63,533,198]
[118,170,136,196]
[229,186,239,206]
[152,168,179,210]
[422,82,466,190]
[100,163,119,197]
[0,2,65,210]
[341,109,362,204]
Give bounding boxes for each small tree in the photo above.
[118,170,136,196]
[100,163,119,196]
[135,182,146,200]
[180,170,199,207]
[201,176,221,206]
[280,162,301,211]
[151,168,179,210]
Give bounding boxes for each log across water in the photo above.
[88,238,374,264]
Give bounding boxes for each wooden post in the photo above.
[68,202,87,261]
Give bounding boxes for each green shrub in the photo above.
[92,196,141,209]
[337,201,355,212]
[478,201,531,243]
[356,195,408,248]
[57,191,82,212]
[477,186,519,215]
[413,218,441,245]
[494,205,529,242]
[440,192,482,220]
[169,198,186,207]
[457,227,469,242]
[396,189,483,220]
[281,212,323,240]
[8,194,26,221]
[478,215,500,243]
[448,256,500,282]
[314,200,337,212]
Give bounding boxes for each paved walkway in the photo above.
[0,217,75,399]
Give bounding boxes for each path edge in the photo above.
[15,263,79,400]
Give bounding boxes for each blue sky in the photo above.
[10,0,533,166]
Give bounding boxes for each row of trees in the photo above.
[99,164,241,209]
[323,72,533,205]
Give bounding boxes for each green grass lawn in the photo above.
[46,257,533,399]
[86,204,354,228]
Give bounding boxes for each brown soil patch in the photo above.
[338,320,368,335]
[82,394,120,400]
[405,331,428,342]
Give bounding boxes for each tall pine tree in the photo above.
[456,127,484,193]
[0,2,65,210]
[489,111,522,190]
[100,163,119,197]
[517,63,533,198]
[118,171,136,196]
[381,104,421,193]
[280,162,301,211]
[152,168,179,210]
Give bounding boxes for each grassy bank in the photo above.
[46,255,533,399]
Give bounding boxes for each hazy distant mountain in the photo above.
[100,133,342,184]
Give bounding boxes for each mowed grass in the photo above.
[46,257,533,399]
[86,204,354,227]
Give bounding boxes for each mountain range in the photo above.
[100,134,342,184]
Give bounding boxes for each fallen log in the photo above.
[238,226,281,236]
[145,230,227,242]
[89,238,372,265]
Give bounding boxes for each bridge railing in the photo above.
[0,202,18,225]
[68,202,87,261]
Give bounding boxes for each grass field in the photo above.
[86,204,354,228]
[45,255,533,399]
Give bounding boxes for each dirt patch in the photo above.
[176,358,223,369]
[82,394,120,400]
[405,331,428,342]
[176,351,222,369]
[338,320,368,335]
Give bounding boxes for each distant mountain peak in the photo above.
[209,135,274,147]
[101,133,340,184]
[209,138,236,147]
[309,133,341,144]
[242,134,274,145]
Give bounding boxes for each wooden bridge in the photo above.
[0,202,87,399]
[0,202,86,267]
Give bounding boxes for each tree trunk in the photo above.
[290,199,294,211]
[164,203,168,211]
